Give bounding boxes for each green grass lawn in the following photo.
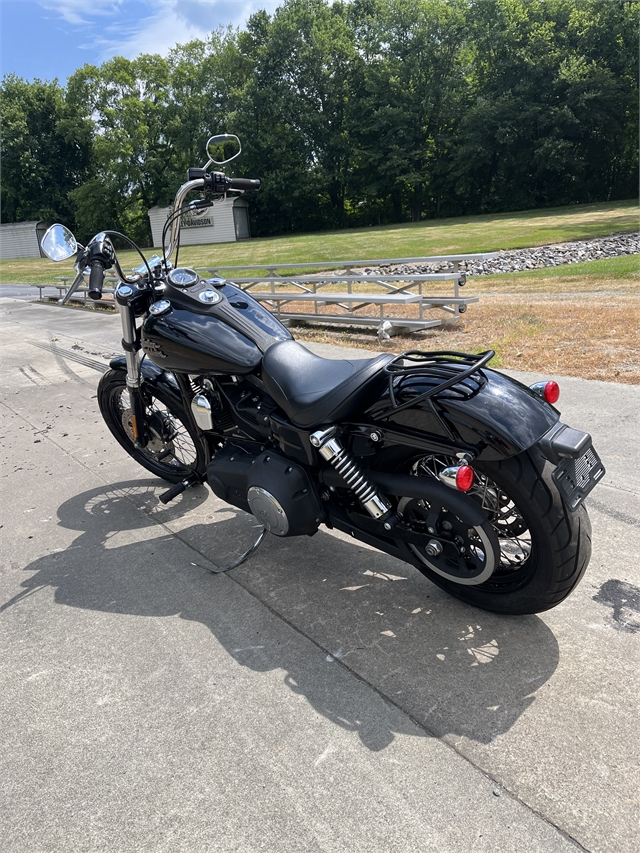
[476,253,640,293]
[1,199,637,286]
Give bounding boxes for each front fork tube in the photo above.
[119,302,148,448]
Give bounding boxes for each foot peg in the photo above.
[158,474,199,504]
[208,526,268,574]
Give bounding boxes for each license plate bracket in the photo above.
[552,446,605,511]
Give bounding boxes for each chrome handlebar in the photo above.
[163,177,207,264]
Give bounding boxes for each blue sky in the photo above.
[1,0,280,84]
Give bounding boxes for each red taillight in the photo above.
[530,380,561,405]
[544,381,560,404]
[455,464,475,492]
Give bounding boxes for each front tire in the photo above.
[97,369,210,483]
[387,447,592,614]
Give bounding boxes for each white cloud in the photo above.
[39,0,280,62]
[97,1,212,60]
[39,0,124,27]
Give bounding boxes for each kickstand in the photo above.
[208,527,268,574]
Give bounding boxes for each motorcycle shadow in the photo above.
[8,479,560,752]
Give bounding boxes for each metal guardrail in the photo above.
[197,253,496,338]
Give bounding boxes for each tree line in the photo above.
[1,0,637,245]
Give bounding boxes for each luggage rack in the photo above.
[373,349,495,422]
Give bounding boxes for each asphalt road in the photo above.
[1,298,639,853]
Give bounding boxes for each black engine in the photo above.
[206,443,324,537]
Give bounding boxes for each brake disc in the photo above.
[121,408,175,456]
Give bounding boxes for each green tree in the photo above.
[7,0,633,242]
[348,0,468,223]
[67,54,179,243]
[450,0,639,212]
[233,0,358,234]
[66,31,249,244]
[167,28,250,176]
[0,75,92,226]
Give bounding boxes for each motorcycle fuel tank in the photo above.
[141,280,291,374]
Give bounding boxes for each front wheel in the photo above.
[388,447,592,615]
[97,369,210,482]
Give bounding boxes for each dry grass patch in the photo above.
[292,292,640,384]
[440,295,639,382]
[283,255,640,383]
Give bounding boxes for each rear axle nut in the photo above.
[425,539,443,557]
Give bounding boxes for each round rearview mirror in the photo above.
[41,224,78,262]
[206,133,242,166]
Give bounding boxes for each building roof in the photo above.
[0,220,45,229]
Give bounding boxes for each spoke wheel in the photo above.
[409,454,533,581]
[373,445,592,614]
[397,494,500,585]
[98,369,210,482]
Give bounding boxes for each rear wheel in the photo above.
[98,369,210,483]
[387,447,591,614]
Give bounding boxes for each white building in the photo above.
[0,221,49,259]
[148,197,251,249]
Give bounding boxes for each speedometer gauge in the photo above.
[168,267,199,287]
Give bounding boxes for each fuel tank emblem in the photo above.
[141,337,167,359]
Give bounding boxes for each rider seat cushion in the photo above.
[261,340,394,428]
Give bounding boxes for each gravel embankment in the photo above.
[364,232,639,277]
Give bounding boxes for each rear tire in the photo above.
[386,447,592,614]
[98,369,210,483]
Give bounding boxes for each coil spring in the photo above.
[325,443,381,505]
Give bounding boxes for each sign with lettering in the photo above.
[180,215,213,228]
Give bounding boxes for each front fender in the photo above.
[370,368,559,461]
[108,356,183,407]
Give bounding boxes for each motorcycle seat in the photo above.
[262,340,394,428]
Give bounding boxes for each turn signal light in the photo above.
[455,464,475,492]
[543,381,560,404]
[530,380,560,405]
[439,464,475,492]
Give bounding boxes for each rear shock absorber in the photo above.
[310,427,392,520]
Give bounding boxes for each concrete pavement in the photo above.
[1,298,639,852]
[0,285,45,300]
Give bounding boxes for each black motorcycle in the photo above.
[41,133,605,615]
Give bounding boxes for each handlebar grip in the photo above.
[227,178,261,191]
[88,261,104,300]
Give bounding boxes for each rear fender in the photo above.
[368,368,559,462]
